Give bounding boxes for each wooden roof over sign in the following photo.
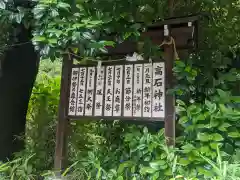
[148,14,199,28]
[105,15,199,56]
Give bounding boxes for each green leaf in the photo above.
[164,169,172,176]
[185,65,191,73]
[228,132,240,138]
[117,161,134,174]
[219,104,228,113]
[140,167,156,175]
[46,29,62,38]
[218,123,231,131]
[175,60,185,68]
[149,160,166,170]
[57,2,71,10]
[211,133,223,141]
[200,146,210,154]
[124,32,132,40]
[176,106,186,113]
[99,47,108,53]
[131,23,141,30]
[82,32,93,40]
[187,104,201,115]
[235,141,240,147]
[181,144,195,153]
[160,153,167,159]
[197,133,210,142]
[136,144,146,150]
[102,41,115,47]
[179,116,188,124]
[116,176,124,180]
[51,9,59,17]
[195,114,205,121]
[205,100,217,113]
[73,23,85,28]
[32,36,46,42]
[143,127,148,134]
[178,158,190,166]
[210,142,221,150]
[176,99,186,106]
[48,39,57,44]
[89,20,103,25]
[231,96,240,103]
[210,118,219,127]
[217,89,229,99]
[0,1,5,9]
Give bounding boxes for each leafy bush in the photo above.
[0,59,239,180]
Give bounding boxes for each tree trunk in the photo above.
[0,25,39,161]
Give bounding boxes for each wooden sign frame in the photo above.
[54,15,199,171]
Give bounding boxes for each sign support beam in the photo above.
[163,0,175,146]
[164,39,175,146]
[54,53,72,171]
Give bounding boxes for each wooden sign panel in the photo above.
[67,61,165,121]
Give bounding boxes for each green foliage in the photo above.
[68,126,176,180]
[0,0,167,59]
[30,0,168,60]
[0,0,240,180]
[0,154,36,180]
[15,59,61,175]
[199,147,240,180]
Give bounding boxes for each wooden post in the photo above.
[164,40,175,146]
[164,0,175,145]
[54,53,72,171]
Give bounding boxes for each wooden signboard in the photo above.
[54,15,199,171]
[67,61,165,120]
